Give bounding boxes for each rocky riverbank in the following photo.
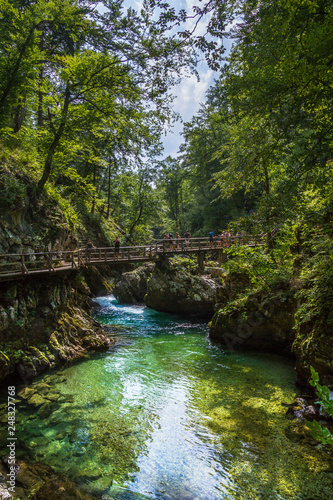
[208,269,333,387]
[0,268,118,386]
[209,271,297,355]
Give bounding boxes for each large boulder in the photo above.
[114,264,154,304]
[144,258,218,316]
[209,289,297,355]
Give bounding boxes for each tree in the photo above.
[157,156,188,231]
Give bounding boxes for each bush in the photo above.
[0,167,27,215]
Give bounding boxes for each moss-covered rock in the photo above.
[0,272,115,385]
[0,351,11,383]
[81,265,113,296]
[209,290,296,354]
[114,263,154,304]
[292,318,333,387]
[0,458,97,500]
[144,258,218,316]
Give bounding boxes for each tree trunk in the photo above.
[107,158,111,219]
[37,66,44,127]
[37,31,44,128]
[263,162,273,252]
[36,86,70,195]
[91,165,96,214]
[12,94,26,132]
[128,176,144,236]
[0,25,37,116]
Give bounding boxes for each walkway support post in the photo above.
[218,249,227,265]
[197,251,205,272]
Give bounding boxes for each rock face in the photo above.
[144,258,218,316]
[0,272,114,385]
[209,291,296,354]
[209,271,297,354]
[208,270,333,387]
[292,319,333,387]
[114,264,154,304]
[0,212,78,256]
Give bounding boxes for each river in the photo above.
[1,295,333,499]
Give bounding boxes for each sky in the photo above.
[123,0,229,158]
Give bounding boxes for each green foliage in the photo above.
[306,367,333,446]
[0,0,200,244]
[296,239,333,323]
[225,240,294,291]
[0,167,27,214]
[45,184,82,231]
[81,211,118,246]
[171,255,199,275]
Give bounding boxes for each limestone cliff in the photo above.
[144,258,218,316]
[0,271,115,385]
[114,264,154,304]
[208,270,333,387]
[113,257,218,316]
[210,285,296,355]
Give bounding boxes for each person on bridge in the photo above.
[184,230,191,249]
[168,233,173,250]
[226,230,231,247]
[86,238,94,262]
[114,236,120,260]
[208,230,214,247]
[163,234,168,251]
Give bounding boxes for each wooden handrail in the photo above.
[0,234,265,281]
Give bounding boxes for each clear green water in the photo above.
[1,296,333,499]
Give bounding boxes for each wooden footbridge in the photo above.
[0,235,264,282]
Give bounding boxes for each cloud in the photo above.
[172,67,213,121]
[160,64,214,157]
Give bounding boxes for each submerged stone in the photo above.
[84,475,113,494]
[28,394,47,406]
[34,382,52,395]
[18,387,36,399]
[44,392,61,401]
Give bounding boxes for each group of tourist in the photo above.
[163,230,192,250]
[85,227,248,263]
[216,230,232,247]
[209,229,247,247]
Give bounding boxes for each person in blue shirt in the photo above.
[208,230,214,247]
[114,236,120,260]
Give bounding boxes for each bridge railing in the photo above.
[0,250,78,279]
[0,234,265,280]
[152,235,264,249]
[77,244,160,264]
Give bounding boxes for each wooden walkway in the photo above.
[0,236,263,282]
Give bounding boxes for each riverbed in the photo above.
[1,296,332,499]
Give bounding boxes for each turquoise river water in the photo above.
[1,296,333,499]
